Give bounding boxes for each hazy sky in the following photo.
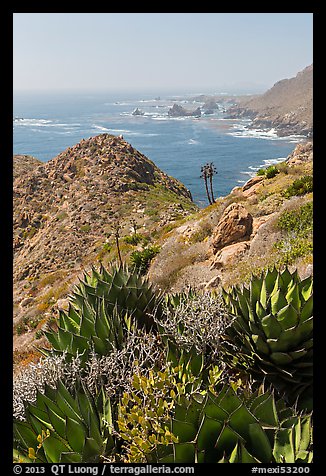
[13,13,313,94]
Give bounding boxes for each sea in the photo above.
[13,90,306,207]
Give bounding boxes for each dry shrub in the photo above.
[221,255,277,290]
[13,330,164,422]
[155,291,232,363]
[151,242,207,292]
[13,349,43,369]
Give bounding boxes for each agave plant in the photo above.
[222,267,313,410]
[147,385,313,463]
[42,263,163,360]
[13,380,116,463]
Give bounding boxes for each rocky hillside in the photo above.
[13,134,197,355]
[13,135,313,369]
[147,141,313,293]
[13,155,43,179]
[226,65,313,137]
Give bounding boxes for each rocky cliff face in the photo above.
[13,134,197,346]
[226,65,313,137]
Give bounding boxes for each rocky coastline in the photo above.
[225,65,313,138]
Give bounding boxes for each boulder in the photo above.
[211,241,250,269]
[210,203,253,253]
[204,275,221,289]
[132,108,145,116]
[251,213,277,238]
[242,175,264,192]
[19,297,34,308]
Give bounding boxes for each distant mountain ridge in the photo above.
[226,65,313,137]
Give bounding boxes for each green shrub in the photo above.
[130,245,160,274]
[80,224,91,233]
[16,324,26,336]
[274,238,313,265]
[124,234,144,245]
[283,175,313,198]
[265,165,279,179]
[277,201,313,237]
[256,165,279,179]
[23,226,38,239]
[97,242,112,261]
[256,169,266,176]
[274,201,313,265]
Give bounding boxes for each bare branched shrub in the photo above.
[155,292,233,363]
[13,353,82,421]
[83,330,164,398]
[14,293,234,422]
[13,329,164,421]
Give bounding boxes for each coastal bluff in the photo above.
[225,65,313,137]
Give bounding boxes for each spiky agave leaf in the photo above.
[41,263,163,360]
[146,385,312,463]
[222,267,313,409]
[71,262,162,330]
[13,380,116,463]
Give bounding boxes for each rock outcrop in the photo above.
[286,141,313,166]
[132,108,145,116]
[168,104,201,117]
[210,203,253,253]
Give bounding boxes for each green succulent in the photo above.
[164,288,197,309]
[42,263,163,360]
[13,380,116,463]
[222,267,313,410]
[147,385,313,463]
[116,353,222,463]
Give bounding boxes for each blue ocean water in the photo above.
[13,90,305,207]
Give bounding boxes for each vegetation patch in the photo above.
[13,263,313,464]
[257,165,279,179]
[274,201,313,265]
[124,233,144,246]
[80,224,91,233]
[282,175,313,198]
[130,245,160,274]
